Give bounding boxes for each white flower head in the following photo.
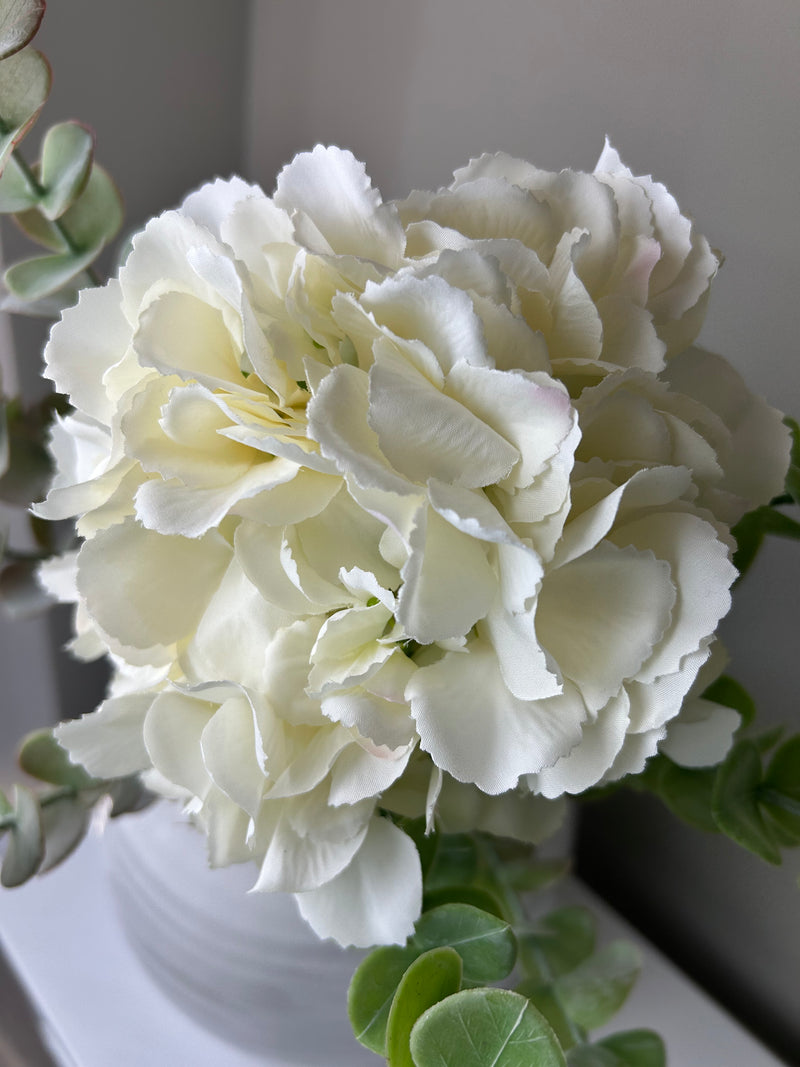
[42,143,789,946]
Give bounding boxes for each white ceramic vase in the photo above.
[103,802,375,1065]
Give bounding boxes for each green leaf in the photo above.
[554,942,641,1031]
[567,1030,666,1067]
[657,761,719,834]
[0,47,50,170]
[0,150,37,211]
[732,505,800,579]
[1,784,43,886]
[506,857,571,894]
[424,834,479,891]
[518,982,579,1051]
[39,794,90,873]
[4,242,103,299]
[700,675,756,730]
[0,788,12,817]
[17,728,100,789]
[0,0,45,60]
[39,121,94,219]
[712,740,781,864]
[519,907,597,985]
[348,944,420,1054]
[423,885,507,920]
[386,947,462,1067]
[107,775,151,817]
[413,904,517,985]
[0,408,51,503]
[410,988,566,1067]
[759,735,800,843]
[784,416,800,505]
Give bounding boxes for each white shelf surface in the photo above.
[0,826,788,1067]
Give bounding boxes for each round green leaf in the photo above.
[519,906,597,985]
[700,675,755,729]
[39,794,90,873]
[423,885,507,919]
[0,0,45,60]
[0,47,50,170]
[1,784,43,886]
[424,834,479,891]
[0,151,38,211]
[386,947,462,1067]
[554,942,641,1031]
[568,1030,666,1067]
[712,740,781,864]
[18,727,100,789]
[4,242,103,300]
[413,903,516,984]
[39,121,94,220]
[348,943,419,1055]
[410,988,566,1067]
[657,762,719,835]
[764,736,800,803]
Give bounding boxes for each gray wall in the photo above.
[1,0,797,1057]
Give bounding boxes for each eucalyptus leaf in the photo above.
[0,0,45,60]
[0,408,51,503]
[1,784,43,886]
[0,283,82,316]
[712,740,781,864]
[18,727,100,789]
[519,907,597,985]
[763,735,800,803]
[554,942,641,1031]
[5,241,103,300]
[0,788,12,817]
[386,947,462,1067]
[516,982,578,1051]
[39,794,90,873]
[423,885,507,919]
[413,904,516,985]
[732,505,800,579]
[13,160,122,256]
[348,943,420,1054]
[0,558,50,617]
[108,775,152,817]
[39,121,94,219]
[424,833,479,891]
[0,150,37,211]
[409,988,566,1067]
[0,47,50,171]
[506,857,570,894]
[567,1031,666,1067]
[657,761,719,834]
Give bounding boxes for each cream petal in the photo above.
[328,743,412,807]
[200,693,266,818]
[397,506,496,644]
[274,145,404,267]
[537,541,675,712]
[321,688,416,751]
[435,777,566,845]
[659,697,740,768]
[144,690,215,798]
[308,603,395,696]
[533,692,630,798]
[76,519,231,650]
[180,175,262,237]
[295,815,422,947]
[407,640,587,794]
[43,280,134,423]
[55,693,153,778]
[368,348,518,489]
[261,619,327,727]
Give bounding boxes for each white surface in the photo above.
[0,824,788,1067]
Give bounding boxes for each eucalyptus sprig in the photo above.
[0,0,123,314]
[0,727,150,887]
[348,827,664,1067]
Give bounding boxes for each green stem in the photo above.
[759,787,800,818]
[0,785,81,831]
[0,117,102,288]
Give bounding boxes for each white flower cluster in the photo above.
[41,143,790,946]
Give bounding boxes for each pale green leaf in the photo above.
[348,944,419,1054]
[1,784,43,886]
[18,727,100,789]
[4,241,103,300]
[0,150,37,210]
[0,0,45,60]
[39,121,94,219]
[0,47,50,170]
[568,1030,666,1067]
[712,740,781,864]
[386,947,462,1067]
[554,942,641,1031]
[413,903,516,984]
[519,907,597,985]
[410,988,566,1067]
[39,794,90,873]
